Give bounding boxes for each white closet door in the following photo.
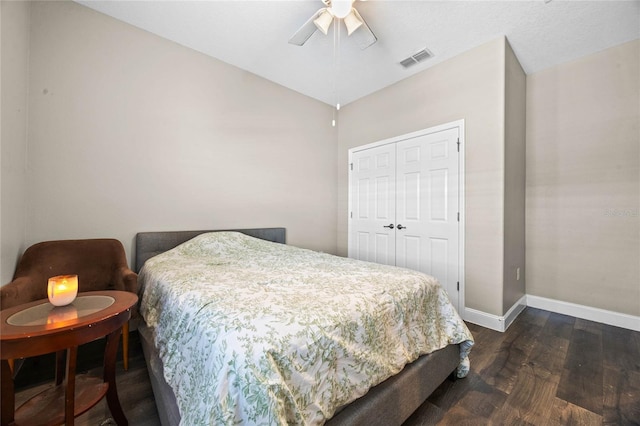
[349,144,396,265]
[395,128,459,307]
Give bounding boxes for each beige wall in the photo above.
[503,40,527,312]
[20,1,338,269]
[526,39,640,316]
[338,38,508,316]
[5,0,636,321]
[1,1,30,283]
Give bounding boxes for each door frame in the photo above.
[347,119,466,314]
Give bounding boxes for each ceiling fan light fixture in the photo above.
[289,0,376,50]
[344,9,362,36]
[330,0,353,19]
[313,9,334,35]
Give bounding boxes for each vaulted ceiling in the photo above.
[78,0,640,106]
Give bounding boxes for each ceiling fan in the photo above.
[288,0,377,50]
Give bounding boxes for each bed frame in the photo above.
[135,228,460,426]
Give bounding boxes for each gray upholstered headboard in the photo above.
[134,228,286,272]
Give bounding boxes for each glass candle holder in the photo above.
[47,274,78,306]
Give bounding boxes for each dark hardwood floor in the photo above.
[13,307,640,425]
[405,308,640,425]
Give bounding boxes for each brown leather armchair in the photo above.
[0,238,139,370]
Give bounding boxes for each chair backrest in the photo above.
[2,239,131,309]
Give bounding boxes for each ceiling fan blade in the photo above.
[350,9,377,50]
[288,9,324,46]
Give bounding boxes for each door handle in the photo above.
[383,224,394,229]
[397,224,406,230]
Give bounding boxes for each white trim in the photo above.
[347,150,353,257]
[463,295,526,332]
[349,120,466,153]
[457,121,466,317]
[464,295,640,333]
[463,308,506,332]
[504,295,527,329]
[526,295,640,332]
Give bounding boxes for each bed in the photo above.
[135,228,473,425]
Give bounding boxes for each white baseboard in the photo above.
[504,296,528,329]
[526,295,640,332]
[463,295,640,333]
[463,295,527,332]
[463,308,504,331]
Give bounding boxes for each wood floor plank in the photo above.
[541,311,575,341]
[521,307,552,328]
[574,317,604,336]
[601,322,640,425]
[557,327,604,415]
[423,372,507,421]
[492,370,558,425]
[526,333,570,384]
[549,398,603,426]
[403,400,445,425]
[602,366,640,425]
[478,309,546,395]
[602,324,640,371]
[431,404,488,426]
[447,377,507,420]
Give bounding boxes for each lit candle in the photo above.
[47,274,78,306]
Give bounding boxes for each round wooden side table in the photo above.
[1,290,138,426]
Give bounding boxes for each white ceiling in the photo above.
[77,0,640,106]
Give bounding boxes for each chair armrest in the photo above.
[0,277,41,310]
[113,266,139,318]
[114,266,138,294]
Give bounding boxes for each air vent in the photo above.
[399,48,433,69]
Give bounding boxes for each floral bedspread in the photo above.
[139,232,473,425]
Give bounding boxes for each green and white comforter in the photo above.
[139,232,473,425]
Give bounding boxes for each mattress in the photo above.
[138,231,473,425]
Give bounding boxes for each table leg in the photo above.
[1,359,15,426]
[104,328,128,426]
[64,347,78,426]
